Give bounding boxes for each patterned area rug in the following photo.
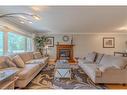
[25,64,107,89]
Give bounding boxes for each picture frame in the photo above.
[103,37,115,48]
[46,37,54,47]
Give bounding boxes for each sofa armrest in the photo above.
[78,58,84,63]
[95,68,102,77]
[78,58,96,64]
[101,66,121,72]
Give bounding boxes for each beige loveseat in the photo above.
[78,52,127,84]
[0,52,48,88]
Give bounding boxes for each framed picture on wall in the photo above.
[103,37,115,48]
[46,37,54,47]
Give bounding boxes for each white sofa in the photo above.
[78,52,127,84]
[0,52,49,88]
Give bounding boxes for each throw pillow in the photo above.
[99,55,113,65]
[99,55,127,70]
[95,53,104,64]
[99,65,117,72]
[5,57,17,67]
[33,52,42,59]
[0,62,8,69]
[12,55,25,68]
[85,52,97,63]
[112,57,127,69]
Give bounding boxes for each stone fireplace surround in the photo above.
[55,44,75,63]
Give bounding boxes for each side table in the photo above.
[0,69,18,89]
[114,52,127,57]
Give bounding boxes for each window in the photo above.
[0,31,33,56]
[0,32,3,56]
[8,32,26,54]
[8,32,33,54]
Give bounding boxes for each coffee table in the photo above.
[54,60,71,80]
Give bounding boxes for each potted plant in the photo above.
[33,35,48,55]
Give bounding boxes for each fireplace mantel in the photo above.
[55,44,75,63]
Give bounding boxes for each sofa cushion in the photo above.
[0,56,7,63]
[25,59,43,66]
[25,60,40,64]
[5,57,17,67]
[78,59,85,64]
[95,53,104,64]
[33,52,42,59]
[98,55,116,72]
[98,64,117,72]
[99,54,127,69]
[78,58,95,65]
[12,55,25,68]
[85,52,97,63]
[42,57,48,63]
[0,56,9,69]
[25,57,48,66]
[78,63,101,80]
[99,55,114,65]
[18,64,40,79]
[0,62,8,69]
[112,57,127,69]
[19,52,34,63]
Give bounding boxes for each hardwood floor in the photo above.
[106,84,127,89]
[49,61,127,89]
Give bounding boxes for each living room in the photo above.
[1,2,127,95]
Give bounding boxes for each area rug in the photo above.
[25,64,107,89]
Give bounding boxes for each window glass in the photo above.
[0,32,3,56]
[8,32,26,54]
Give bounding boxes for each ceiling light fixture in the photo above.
[31,6,41,11]
[0,25,12,31]
[116,25,127,31]
[28,21,33,24]
[32,15,40,20]
[0,13,40,24]
[20,21,25,24]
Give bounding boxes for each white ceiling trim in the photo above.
[39,32,127,35]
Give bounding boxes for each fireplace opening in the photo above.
[56,44,75,63]
[59,49,70,60]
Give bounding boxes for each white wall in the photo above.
[39,33,127,60]
[43,34,73,60]
[73,34,127,58]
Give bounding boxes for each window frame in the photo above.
[0,31,34,56]
[0,31,4,56]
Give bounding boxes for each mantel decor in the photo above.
[103,37,115,48]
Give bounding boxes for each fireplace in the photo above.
[59,49,70,60]
[55,44,75,63]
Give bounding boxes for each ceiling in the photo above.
[0,6,127,34]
